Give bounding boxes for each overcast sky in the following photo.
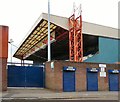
[0,0,119,62]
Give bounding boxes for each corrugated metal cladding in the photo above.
[63,66,76,92]
[87,68,99,91]
[8,65,44,87]
[0,26,8,58]
[85,37,120,63]
[108,70,120,91]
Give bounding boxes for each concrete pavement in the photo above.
[1,88,119,101]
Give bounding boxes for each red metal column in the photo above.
[74,15,83,62]
[69,4,83,62]
[69,14,75,61]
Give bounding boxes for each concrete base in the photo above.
[2,88,118,100]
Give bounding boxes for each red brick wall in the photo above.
[2,58,7,91]
[45,62,55,90]
[0,58,7,91]
[45,61,63,91]
[45,60,119,91]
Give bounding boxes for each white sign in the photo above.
[99,64,106,68]
[51,62,54,69]
[90,68,98,72]
[100,72,106,77]
[101,67,105,72]
[67,66,75,71]
[112,70,119,73]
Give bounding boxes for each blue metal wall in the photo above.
[8,65,45,87]
[8,66,26,87]
[84,37,120,63]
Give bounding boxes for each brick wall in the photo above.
[1,58,7,91]
[45,61,63,91]
[45,62,55,90]
[45,60,119,91]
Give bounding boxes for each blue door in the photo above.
[63,66,76,92]
[63,71,75,92]
[108,70,119,91]
[87,68,99,91]
[8,65,44,87]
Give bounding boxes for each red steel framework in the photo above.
[69,14,75,61]
[69,4,83,62]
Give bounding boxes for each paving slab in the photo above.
[1,88,119,101]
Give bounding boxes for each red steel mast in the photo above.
[69,4,83,62]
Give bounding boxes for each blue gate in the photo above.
[63,66,76,92]
[87,68,99,91]
[8,65,44,87]
[108,70,120,91]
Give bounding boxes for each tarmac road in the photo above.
[1,99,119,102]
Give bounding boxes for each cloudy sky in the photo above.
[0,0,119,62]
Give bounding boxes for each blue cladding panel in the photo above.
[87,69,98,91]
[8,66,25,87]
[25,66,44,87]
[109,73,119,91]
[63,71,75,92]
[8,65,44,87]
[84,37,120,63]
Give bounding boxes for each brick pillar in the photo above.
[98,71,108,91]
[0,26,8,91]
